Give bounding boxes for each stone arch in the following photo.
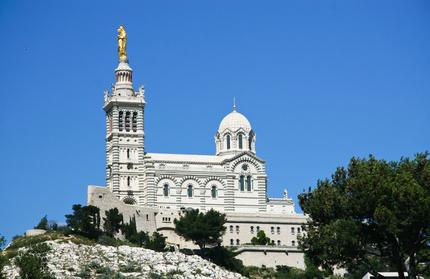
[202,177,226,187]
[154,175,179,186]
[231,156,262,173]
[178,176,203,187]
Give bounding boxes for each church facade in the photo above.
[89,29,308,268]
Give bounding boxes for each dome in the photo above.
[218,110,252,133]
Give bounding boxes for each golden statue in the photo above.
[117,25,127,61]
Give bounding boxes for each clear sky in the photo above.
[0,0,429,242]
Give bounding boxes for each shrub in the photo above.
[14,243,53,279]
[250,230,272,246]
[199,246,245,274]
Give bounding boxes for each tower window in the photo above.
[246,176,252,191]
[127,149,130,159]
[211,185,217,198]
[119,111,124,131]
[187,184,193,198]
[163,184,169,197]
[239,175,245,191]
[132,112,137,132]
[226,135,231,150]
[238,134,243,149]
[125,112,131,131]
[127,176,131,187]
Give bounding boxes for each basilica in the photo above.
[88,27,307,268]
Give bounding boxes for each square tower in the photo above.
[104,59,145,206]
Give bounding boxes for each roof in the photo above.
[218,110,252,133]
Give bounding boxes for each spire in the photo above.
[113,25,134,96]
[233,97,237,112]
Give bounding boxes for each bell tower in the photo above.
[104,26,145,205]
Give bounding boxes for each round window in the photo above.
[242,164,248,171]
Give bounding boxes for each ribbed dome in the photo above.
[218,110,252,133]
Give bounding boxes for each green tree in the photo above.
[146,232,167,252]
[34,215,49,230]
[251,230,272,246]
[65,204,101,239]
[174,209,226,249]
[298,153,430,279]
[103,208,123,237]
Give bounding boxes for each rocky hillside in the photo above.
[3,240,246,279]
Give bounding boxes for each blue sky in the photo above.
[0,0,429,242]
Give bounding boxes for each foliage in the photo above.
[199,246,245,274]
[298,152,430,279]
[65,204,101,240]
[121,217,167,251]
[103,208,123,237]
[174,209,226,249]
[34,215,49,230]
[0,234,7,279]
[251,230,272,246]
[14,243,54,279]
[145,232,167,252]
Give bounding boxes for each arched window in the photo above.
[291,227,295,234]
[297,227,301,234]
[250,226,254,233]
[238,134,243,149]
[277,240,281,246]
[256,226,260,232]
[126,149,130,159]
[229,225,233,233]
[236,239,240,245]
[119,111,124,131]
[271,226,274,234]
[246,176,252,191]
[239,175,245,191]
[163,184,169,197]
[211,185,217,198]
[292,240,296,246]
[125,111,131,131]
[226,135,231,150]
[187,184,193,198]
[277,227,281,234]
[248,131,254,151]
[132,112,137,132]
[127,176,131,187]
[236,225,240,233]
[230,239,234,246]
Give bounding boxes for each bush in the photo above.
[199,246,245,274]
[250,230,272,246]
[14,243,53,279]
[145,232,167,252]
